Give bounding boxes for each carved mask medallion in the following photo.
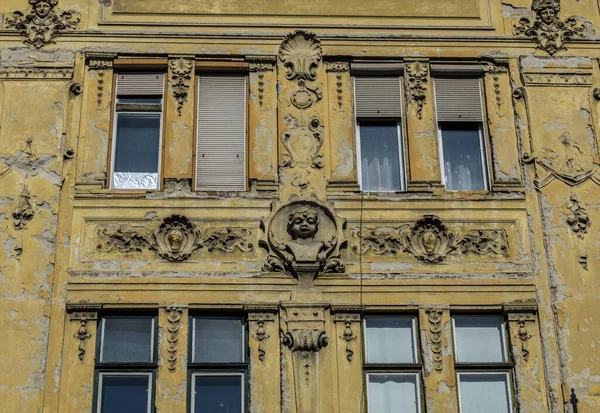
[260,200,346,279]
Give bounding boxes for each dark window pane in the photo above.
[359,122,402,191]
[117,97,162,105]
[113,113,161,173]
[100,375,150,413]
[193,318,244,363]
[102,317,153,363]
[440,122,486,191]
[194,375,243,413]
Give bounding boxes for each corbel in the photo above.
[67,304,101,361]
[332,306,361,362]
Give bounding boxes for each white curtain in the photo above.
[368,374,419,413]
[459,373,512,413]
[454,315,505,363]
[365,317,415,363]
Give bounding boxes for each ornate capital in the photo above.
[513,0,586,55]
[5,0,80,49]
[506,310,537,362]
[97,214,254,262]
[68,305,100,362]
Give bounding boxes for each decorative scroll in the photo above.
[282,329,329,352]
[513,0,586,56]
[5,0,80,49]
[165,305,184,371]
[169,58,193,116]
[352,215,509,263]
[97,214,254,262]
[405,61,428,119]
[426,309,444,371]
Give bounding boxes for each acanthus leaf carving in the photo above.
[425,309,444,372]
[97,214,254,262]
[405,61,429,120]
[352,215,509,263]
[169,58,193,116]
[513,0,586,56]
[5,0,81,49]
[566,195,590,239]
[165,305,184,371]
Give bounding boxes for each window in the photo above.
[453,315,514,413]
[434,74,489,191]
[354,75,406,192]
[364,316,422,413]
[95,314,157,413]
[110,73,165,190]
[189,316,247,413]
[195,74,247,191]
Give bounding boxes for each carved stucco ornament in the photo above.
[566,195,591,239]
[13,187,34,230]
[405,61,428,120]
[260,200,346,282]
[165,305,184,371]
[279,30,322,82]
[169,58,193,116]
[425,309,444,372]
[352,215,509,263]
[5,0,80,49]
[513,0,586,56]
[279,30,325,187]
[97,214,254,262]
[537,132,600,188]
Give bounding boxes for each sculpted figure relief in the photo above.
[260,201,346,280]
[5,0,81,49]
[514,0,585,55]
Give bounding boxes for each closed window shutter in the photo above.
[196,75,246,191]
[434,77,483,122]
[354,77,402,118]
[116,73,164,96]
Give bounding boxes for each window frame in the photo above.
[193,71,249,192]
[93,312,158,413]
[108,71,166,191]
[187,313,249,413]
[352,76,407,193]
[362,314,423,413]
[433,76,491,192]
[451,314,516,413]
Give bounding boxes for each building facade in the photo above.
[1,0,599,412]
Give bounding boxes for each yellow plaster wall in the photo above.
[1,0,600,412]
